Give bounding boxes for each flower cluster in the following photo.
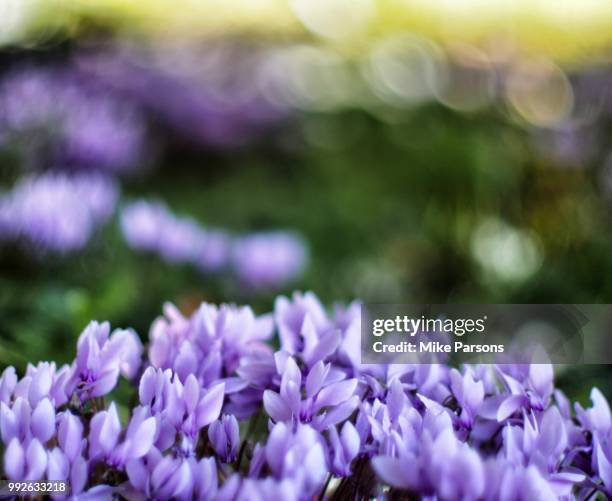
[76,44,286,148]
[121,199,307,290]
[1,291,610,500]
[0,172,118,252]
[0,67,147,174]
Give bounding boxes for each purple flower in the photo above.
[327,421,360,476]
[575,387,611,435]
[218,475,298,501]
[0,172,118,253]
[274,291,361,369]
[4,438,48,481]
[120,199,169,252]
[59,91,147,173]
[496,363,554,421]
[1,293,610,498]
[138,368,225,453]
[1,404,88,495]
[148,301,273,391]
[0,67,147,173]
[0,68,61,131]
[126,451,218,500]
[68,321,143,400]
[7,362,72,408]
[502,407,579,478]
[0,366,17,403]
[262,356,359,431]
[89,403,157,468]
[1,397,55,445]
[484,462,560,500]
[120,199,230,268]
[255,422,328,500]
[121,200,309,290]
[449,367,485,431]
[77,46,286,149]
[197,230,232,272]
[373,412,485,499]
[208,414,240,462]
[595,434,612,496]
[232,232,307,290]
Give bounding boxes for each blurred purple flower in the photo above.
[0,172,118,253]
[77,45,286,148]
[120,199,228,267]
[233,232,307,291]
[121,199,308,290]
[0,67,148,173]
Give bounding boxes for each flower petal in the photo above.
[263,391,292,422]
[31,398,56,443]
[196,383,225,428]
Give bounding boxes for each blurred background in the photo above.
[1,0,611,400]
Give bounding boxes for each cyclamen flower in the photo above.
[1,397,55,445]
[77,46,286,148]
[126,452,218,501]
[232,232,307,290]
[327,421,360,476]
[2,361,71,408]
[208,414,240,462]
[138,367,225,453]
[372,408,486,499]
[275,291,361,369]
[244,422,327,500]
[496,363,554,421]
[595,436,612,496]
[449,367,485,432]
[148,301,273,387]
[2,407,88,495]
[1,292,611,499]
[0,172,118,253]
[120,199,308,290]
[89,403,157,468]
[4,438,51,481]
[218,475,298,501]
[68,321,143,401]
[575,387,611,435]
[501,408,586,497]
[120,200,228,267]
[0,67,147,173]
[0,366,17,403]
[263,355,359,431]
